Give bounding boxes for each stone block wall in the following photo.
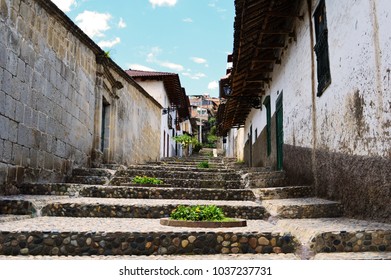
[0,0,161,193]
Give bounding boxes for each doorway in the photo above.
[101,98,110,156]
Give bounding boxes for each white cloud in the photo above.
[182,72,206,80]
[208,81,219,90]
[51,0,77,12]
[146,47,162,62]
[149,0,177,8]
[160,62,184,72]
[191,57,208,65]
[98,37,121,48]
[75,11,112,38]
[183,18,193,23]
[146,47,183,72]
[118,18,127,28]
[128,64,156,71]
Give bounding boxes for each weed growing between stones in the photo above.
[197,161,210,168]
[132,176,163,185]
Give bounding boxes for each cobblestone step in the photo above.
[116,169,241,181]
[20,183,256,201]
[0,196,269,220]
[1,216,390,258]
[0,217,295,256]
[71,168,116,177]
[262,198,343,219]
[67,176,110,185]
[242,171,286,188]
[277,218,391,257]
[160,157,224,163]
[111,177,244,189]
[254,186,313,200]
[126,164,234,173]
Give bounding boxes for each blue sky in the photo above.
[51,0,234,97]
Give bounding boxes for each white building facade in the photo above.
[218,0,391,222]
[126,71,191,158]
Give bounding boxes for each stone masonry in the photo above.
[0,0,162,194]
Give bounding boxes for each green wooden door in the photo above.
[276,93,283,170]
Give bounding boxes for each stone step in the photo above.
[276,218,391,257]
[262,198,343,219]
[126,164,234,173]
[66,168,117,185]
[0,217,295,256]
[1,216,390,258]
[154,162,227,168]
[71,168,116,177]
[111,177,243,189]
[0,253,301,260]
[0,195,69,217]
[254,186,313,200]
[67,176,109,185]
[242,171,286,188]
[116,169,241,181]
[160,157,224,163]
[3,196,269,220]
[20,183,256,201]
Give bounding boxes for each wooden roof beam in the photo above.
[266,11,304,21]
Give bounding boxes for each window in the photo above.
[314,0,331,96]
[168,114,173,129]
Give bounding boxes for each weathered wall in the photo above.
[0,0,161,193]
[109,72,161,165]
[310,0,391,222]
[281,0,391,221]
[229,0,391,222]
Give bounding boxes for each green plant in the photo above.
[132,176,163,185]
[197,161,209,168]
[173,134,199,156]
[173,134,199,147]
[170,205,226,221]
[193,142,203,153]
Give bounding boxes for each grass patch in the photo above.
[170,205,227,221]
[197,161,210,168]
[132,176,163,185]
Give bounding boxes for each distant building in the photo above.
[126,70,192,157]
[189,95,219,143]
[217,0,391,222]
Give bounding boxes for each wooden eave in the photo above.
[217,0,302,135]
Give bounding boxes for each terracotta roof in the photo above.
[217,0,303,135]
[126,70,190,120]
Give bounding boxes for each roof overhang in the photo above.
[217,0,303,135]
[126,70,190,120]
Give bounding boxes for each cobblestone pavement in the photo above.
[1,215,391,260]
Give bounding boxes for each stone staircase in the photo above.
[0,150,390,259]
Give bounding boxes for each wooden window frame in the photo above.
[314,0,331,96]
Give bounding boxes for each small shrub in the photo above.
[170,205,226,221]
[197,161,209,168]
[193,142,203,153]
[132,176,163,185]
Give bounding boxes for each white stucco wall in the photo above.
[134,79,183,158]
[313,0,390,157]
[232,0,391,160]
